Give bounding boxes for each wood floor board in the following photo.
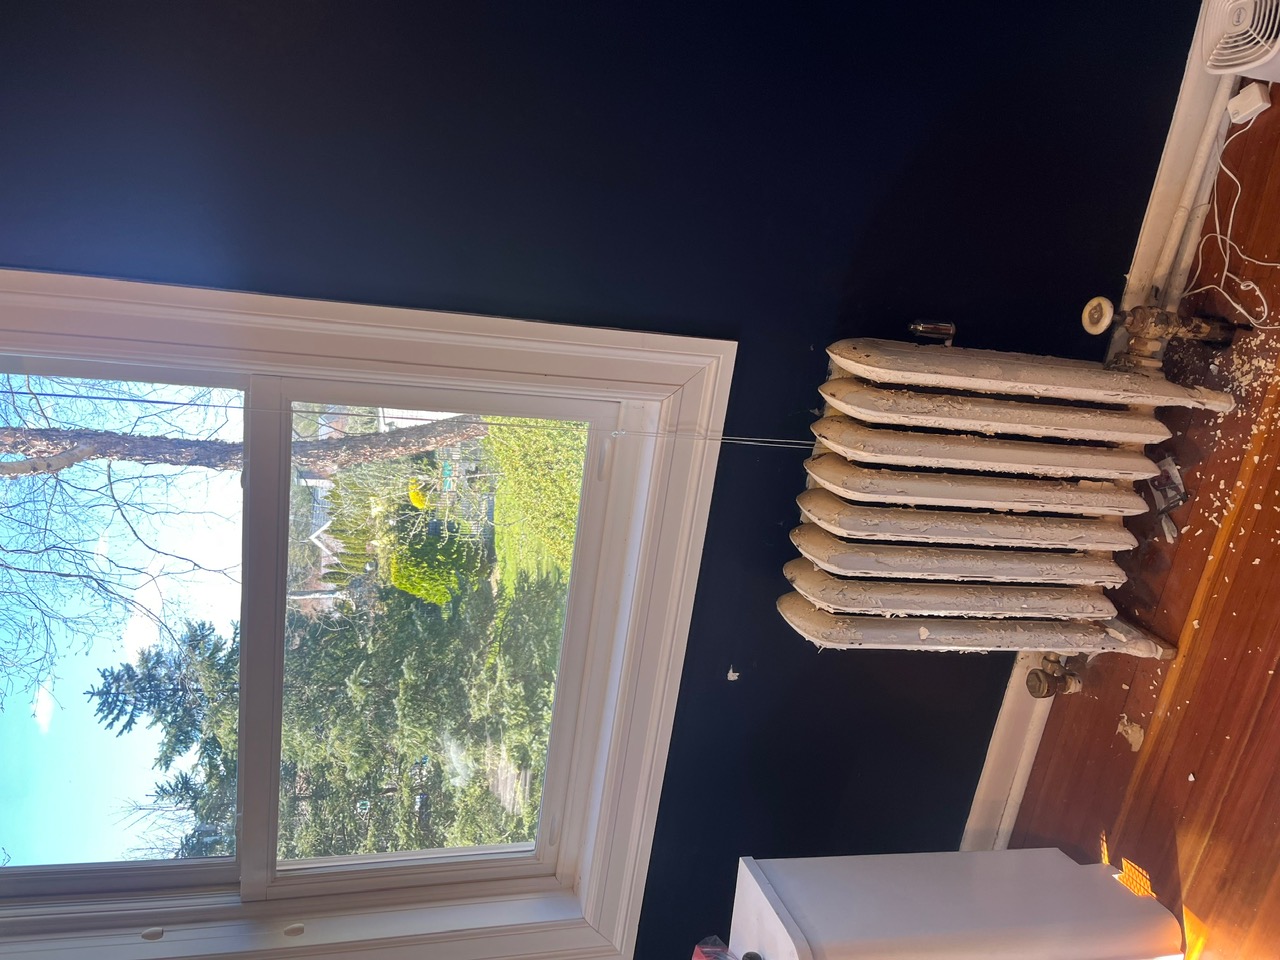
[1186,691,1280,955]
[1011,88,1280,958]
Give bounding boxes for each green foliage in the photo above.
[276,753,453,859]
[444,774,517,848]
[316,466,391,586]
[391,586,493,757]
[388,533,488,606]
[152,767,238,858]
[84,622,240,854]
[482,417,587,577]
[387,549,452,605]
[87,572,569,859]
[277,571,563,853]
[470,571,566,780]
[86,621,239,770]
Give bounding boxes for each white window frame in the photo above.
[0,269,735,960]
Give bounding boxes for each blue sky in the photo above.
[0,380,243,866]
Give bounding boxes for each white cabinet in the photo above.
[728,848,1183,960]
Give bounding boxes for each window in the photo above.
[0,270,735,960]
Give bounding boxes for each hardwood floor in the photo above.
[1011,86,1280,959]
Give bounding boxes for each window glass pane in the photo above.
[279,406,586,860]
[0,374,242,865]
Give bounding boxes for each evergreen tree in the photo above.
[87,621,238,769]
[85,621,239,855]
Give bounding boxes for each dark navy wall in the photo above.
[0,3,1198,956]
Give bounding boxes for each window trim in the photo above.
[0,269,735,960]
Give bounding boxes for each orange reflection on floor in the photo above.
[1181,907,1207,960]
[1116,857,1156,899]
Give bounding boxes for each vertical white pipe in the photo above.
[1162,103,1235,311]
[1150,74,1236,306]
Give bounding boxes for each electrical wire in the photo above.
[1183,87,1280,328]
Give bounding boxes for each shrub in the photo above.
[388,535,488,606]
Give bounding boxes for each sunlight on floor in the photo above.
[1116,858,1156,899]
[1104,829,1192,958]
[1100,831,1157,899]
[1181,907,1207,960]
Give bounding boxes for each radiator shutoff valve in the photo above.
[1026,654,1083,699]
[1082,297,1239,372]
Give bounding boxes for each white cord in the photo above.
[1184,92,1280,329]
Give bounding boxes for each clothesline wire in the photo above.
[0,388,819,450]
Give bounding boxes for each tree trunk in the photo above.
[0,418,487,477]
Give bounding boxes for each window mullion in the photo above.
[237,375,289,901]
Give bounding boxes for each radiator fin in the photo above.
[820,377,1172,444]
[778,593,1169,659]
[787,538,1125,586]
[805,454,1148,516]
[784,559,1118,619]
[793,504,1136,554]
[828,337,1234,411]
[812,416,1161,480]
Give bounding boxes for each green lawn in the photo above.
[481,416,588,584]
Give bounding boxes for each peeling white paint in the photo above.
[784,556,1118,619]
[788,533,1125,587]
[796,491,1138,551]
[1116,714,1146,753]
[777,593,1170,658]
[819,376,1172,444]
[827,338,1235,411]
[812,415,1160,481]
[805,453,1147,517]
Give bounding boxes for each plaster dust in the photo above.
[828,338,1235,411]
[1116,714,1146,753]
[1157,316,1280,553]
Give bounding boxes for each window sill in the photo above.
[2,884,624,959]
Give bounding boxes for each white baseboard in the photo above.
[959,652,1054,851]
[1121,3,1230,314]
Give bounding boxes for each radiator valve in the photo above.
[1082,297,1238,372]
[1026,654,1083,699]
